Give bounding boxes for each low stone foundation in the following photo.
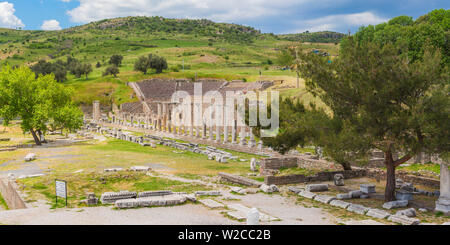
[218,172,263,187]
[264,169,366,185]
[366,168,440,189]
[0,178,27,209]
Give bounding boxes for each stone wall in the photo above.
[264,169,366,185]
[365,168,440,189]
[260,157,298,170]
[0,178,27,210]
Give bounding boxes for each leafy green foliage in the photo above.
[31,59,67,82]
[109,54,123,67]
[0,65,83,144]
[103,65,120,77]
[353,9,449,65]
[134,54,168,74]
[279,31,346,43]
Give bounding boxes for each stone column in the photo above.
[93,100,100,122]
[436,163,450,214]
[239,127,247,146]
[231,120,237,144]
[215,125,221,143]
[248,129,256,148]
[202,124,207,139]
[209,126,213,141]
[223,125,229,144]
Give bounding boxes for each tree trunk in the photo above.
[30,129,41,146]
[340,161,352,171]
[384,151,396,201]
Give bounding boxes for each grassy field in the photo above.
[0,124,263,207]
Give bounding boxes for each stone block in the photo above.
[396,190,414,201]
[314,194,336,204]
[24,153,36,162]
[337,193,351,200]
[388,215,420,225]
[330,200,351,209]
[360,184,376,194]
[366,209,391,219]
[199,199,225,209]
[195,191,221,196]
[349,190,363,198]
[333,174,345,186]
[288,186,303,194]
[100,191,137,204]
[306,184,328,192]
[382,200,409,210]
[395,208,416,217]
[299,191,317,199]
[138,190,173,198]
[347,204,370,215]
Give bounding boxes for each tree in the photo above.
[134,54,168,74]
[109,54,123,67]
[96,62,102,68]
[31,60,67,82]
[293,38,448,201]
[0,65,83,145]
[103,65,120,77]
[134,55,150,74]
[149,54,168,73]
[71,63,92,79]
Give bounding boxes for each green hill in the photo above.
[0,16,339,106]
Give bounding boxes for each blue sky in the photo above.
[0,0,448,34]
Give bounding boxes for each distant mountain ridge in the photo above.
[278,31,346,43]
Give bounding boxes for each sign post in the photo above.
[55,179,67,207]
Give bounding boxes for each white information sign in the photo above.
[55,180,67,198]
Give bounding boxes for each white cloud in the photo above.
[291,11,388,33]
[0,2,25,29]
[41,19,62,31]
[66,0,309,23]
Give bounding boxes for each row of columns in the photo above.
[109,102,263,150]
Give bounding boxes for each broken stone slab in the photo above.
[227,204,278,222]
[330,200,351,209]
[306,184,328,192]
[388,215,420,225]
[241,188,259,194]
[349,190,363,198]
[366,209,391,219]
[360,184,376,194]
[114,194,187,209]
[195,191,221,196]
[24,153,36,162]
[347,204,370,215]
[100,191,137,204]
[184,194,197,202]
[230,186,243,193]
[260,184,279,193]
[199,199,225,209]
[337,193,351,200]
[314,195,336,204]
[104,168,123,172]
[360,195,370,199]
[395,208,416,217]
[138,190,173,198]
[288,186,303,194]
[129,166,151,172]
[299,191,317,199]
[218,172,263,187]
[382,200,409,210]
[227,211,247,221]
